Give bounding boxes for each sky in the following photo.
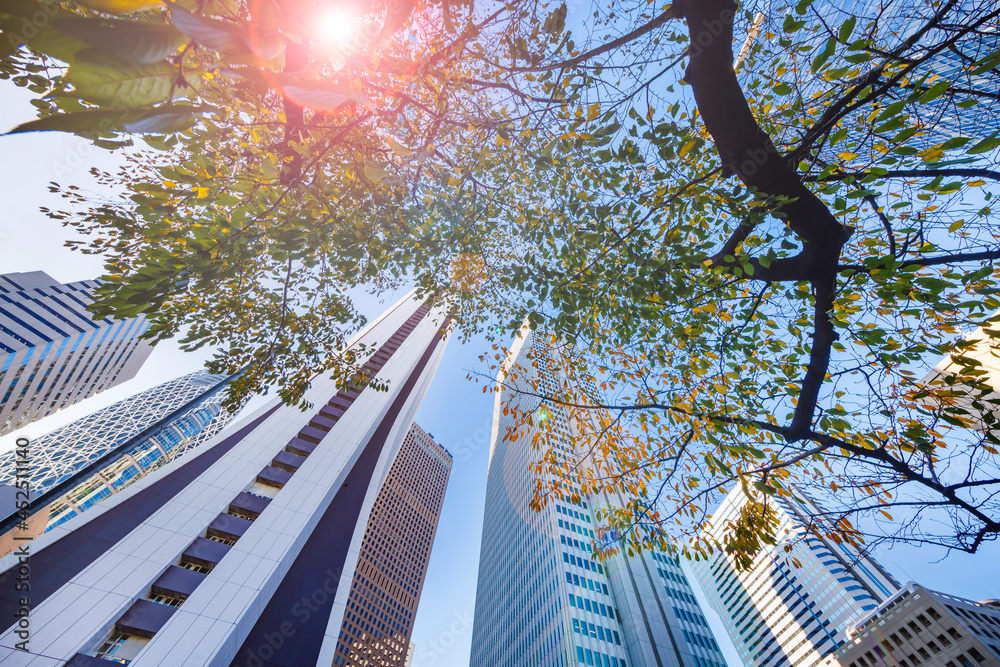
[2,82,999,667]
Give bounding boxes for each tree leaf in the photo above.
[52,18,186,63]
[968,131,1000,155]
[75,0,161,14]
[811,37,836,73]
[5,103,209,134]
[838,16,856,43]
[918,79,949,104]
[380,0,415,39]
[168,4,249,54]
[283,84,365,111]
[65,54,200,106]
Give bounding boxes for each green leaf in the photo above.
[918,80,950,104]
[379,0,414,38]
[811,37,836,73]
[783,15,806,32]
[122,108,203,132]
[284,84,366,111]
[968,131,1000,155]
[838,16,856,43]
[65,54,199,106]
[874,100,906,124]
[5,103,209,135]
[52,18,186,63]
[970,48,1000,76]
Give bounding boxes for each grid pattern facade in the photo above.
[333,423,452,666]
[471,327,727,667]
[0,370,234,521]
[0,271,153,434]
[690,486,901,667]
[830,584,1000,667]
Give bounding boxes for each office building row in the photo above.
[1,274,996,667]
[0,293,452,666]
[0,370,237,543]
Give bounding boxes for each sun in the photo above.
[314,6,359,49]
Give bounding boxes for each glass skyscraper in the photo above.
[471,326,728,667]
[0,271,154,435]
[0,370,237,534]
[689,485,901,667]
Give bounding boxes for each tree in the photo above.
[475,0,1000,560]
[4,0,1000,558]
[1,0,530,406]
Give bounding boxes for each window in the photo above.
[968,648,986,663]
[96,633,130,660]
[939,633,953,647]
[949,628,963,641]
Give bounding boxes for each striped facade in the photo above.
[0,371,237,533]
[689,486,901,667]
[0,272,153,435]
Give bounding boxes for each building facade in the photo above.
[0,370,237,533]
[920,316,1000,432]
[332,422,452,666]
[470,326,728,667]
[830,583,1000,667]
[689,486,901,667]
[0,292,450,666]
[0,271,154,435]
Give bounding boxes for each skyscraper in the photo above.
[0,292,450,666]
[332,422,452,666]
[689,485,901,667]
[0,370,237,535]
[470,326,728,667]
[0,271,154,435]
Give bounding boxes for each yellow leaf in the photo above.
[77,0,161,12]
[386,136,412,155]
[587,103,601,122]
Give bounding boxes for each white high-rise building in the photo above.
[0,272,154,435]
[470,326,728,667]
[689,486,901,667]
[0,292,450,666]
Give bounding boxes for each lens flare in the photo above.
[314,6,358,49]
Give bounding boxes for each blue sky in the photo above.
[2,83,998,667]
